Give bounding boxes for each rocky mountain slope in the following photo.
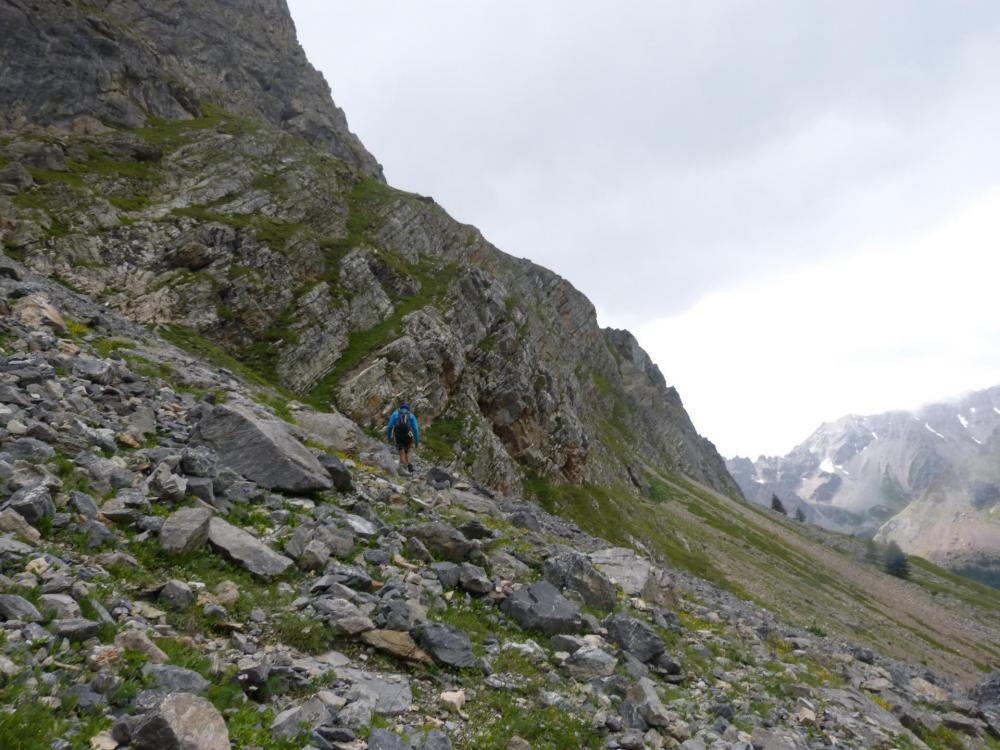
[0,0,738,502]
[1,251,1000,749]
[3,2,1000,749]
[727,390,1000,587]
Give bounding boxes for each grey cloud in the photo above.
[290,0,1000,323]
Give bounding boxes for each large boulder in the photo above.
[130,692,229,750]
[588,547,652,596]
[543,551,617,610]
[413,622,476,668]
[604,614,666,663]
[0,594,42,622]
[500,580,582,635]
[317,453,354,492]
[191,403,332,492]
[404,523,475,563]
[160,508,212,555]
[207,517,293,578]
[8,484,55,527]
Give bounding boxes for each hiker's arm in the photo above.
[386,413,396,441]
[411,415,420,444]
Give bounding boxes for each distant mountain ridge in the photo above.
[727,385,1000,586]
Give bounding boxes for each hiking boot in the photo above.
[407,463,414,473]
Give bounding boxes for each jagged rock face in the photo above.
[728,389,1000,583]
[0,0,382,178]
[0,0,738,501]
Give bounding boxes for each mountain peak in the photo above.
[0,0,383,177]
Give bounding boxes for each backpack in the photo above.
[393,410,413,442]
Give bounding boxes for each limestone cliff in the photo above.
[0,0,738,500]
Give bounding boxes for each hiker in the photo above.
[387,402,420,473]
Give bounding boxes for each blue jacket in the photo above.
[387,409,420,444]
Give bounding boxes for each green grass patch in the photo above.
[523,471,739,594]
[269,611,336,655]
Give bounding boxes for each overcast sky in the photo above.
[287,1,1000,458]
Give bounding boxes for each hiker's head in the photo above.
[400,403,410,413]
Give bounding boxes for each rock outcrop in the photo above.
[0,0,738,502]
[0,0,382,177]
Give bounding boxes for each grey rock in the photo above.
[323,561,374,591]
[500,580,582,635]
[458,562,492,594]
[318,597,374,635]
[180,446,217,477]
[974,671,1000,705]
[9,484,55,526]
[588,548,652,596]
[604,614,666,663]
[298,539,331,570]
[185,476,215,504]
[150,463,187,503]
[159,580,196,610]
[565,644,618,680]
[544,550,617,610]
[431,561,461,589]
[192,403,332,492]
[414,622,476,668]
[142,664,210,694]
[73,356,113,384]
[341,512,379,538]
[318,453,354,492]
[0,162,33,194]
[337,667,413,714]
[490,550,531,581]
[377,598,425,631]
[0,385,30,407]
[160,507,212,555]
[0,594,42,622]
[272,697,333,739]
[38,593,81,619]
[750,727,809,750]
[627,677,671,727]
[405,522,475,562]
[0,536,35,555]
[51,618,100,641]
[368,729,413,750]
[70,491,100,519]
[417,731,453,750]
[130,692,229,750]
[7,437,55,463]
[207,517,293,578]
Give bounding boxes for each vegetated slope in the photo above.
[728,390,1000,587]
[527,464,1000,688]
[1,254,999,750]
[0,0,738,502]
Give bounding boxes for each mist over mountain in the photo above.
[728,385,1000,587]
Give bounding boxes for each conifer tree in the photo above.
[770,493,787,515]
[794,507,806,522]
[884,540,910,579]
